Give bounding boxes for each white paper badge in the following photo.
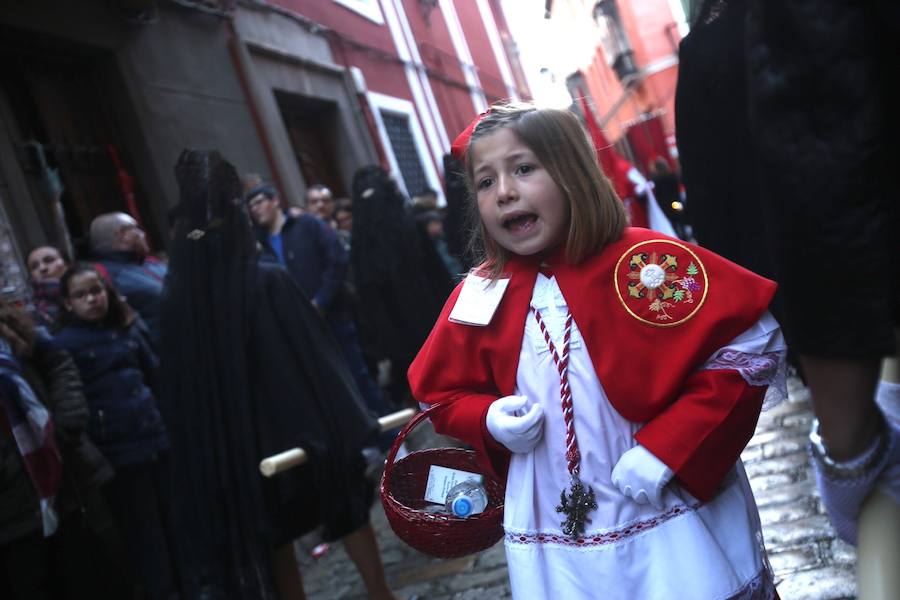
[448,271,510,326]
[424,465,484,504]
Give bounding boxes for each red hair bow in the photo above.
[450,109,490,162]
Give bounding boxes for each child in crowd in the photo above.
[52,264,177,600]
[27,246,67,327]
[408,103,786,599]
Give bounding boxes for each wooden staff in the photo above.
[259,408,416,477]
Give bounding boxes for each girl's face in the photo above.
[28,246,66,281]
[64,272,109,322]
[471,127,569,257]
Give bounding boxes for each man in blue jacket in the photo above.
[89,213,167,350]
[247,185,346,316]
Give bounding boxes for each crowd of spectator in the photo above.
[1,155,465,599]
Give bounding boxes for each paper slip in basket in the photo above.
[424,465,484,505]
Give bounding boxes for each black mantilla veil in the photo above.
[162,149,270,598]
[349,165,452,401]
[162,150,377,599]
[442,153,476,272]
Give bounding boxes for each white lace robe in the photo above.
[502,274,785,600]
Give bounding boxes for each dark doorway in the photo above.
[0,27,153,258]
[275,91,347,201]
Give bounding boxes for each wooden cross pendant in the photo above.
[556,477,597,539]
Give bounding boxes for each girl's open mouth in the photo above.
[502,213,538,233]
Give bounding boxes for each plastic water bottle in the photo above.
[445,481,488,518]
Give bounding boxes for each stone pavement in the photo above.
[296,376,857,599]
[746,376,857,599]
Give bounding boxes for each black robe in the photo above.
[162,260,377,599]
[674,0,776,281]
[745,0,899,357]
[249,262,377,545]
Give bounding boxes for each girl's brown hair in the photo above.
[463,102,627,277]
[58,263,135,330]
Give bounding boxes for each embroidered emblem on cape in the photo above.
[614,239,708,327]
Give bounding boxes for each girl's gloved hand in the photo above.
[486,395,544,454]
[611,445,674,509]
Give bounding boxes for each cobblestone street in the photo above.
[297,377,857,599]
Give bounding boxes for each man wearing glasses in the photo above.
[89,212,167,349]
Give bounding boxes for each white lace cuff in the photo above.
[701,311,788,410]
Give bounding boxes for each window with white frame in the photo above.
[332,0,384,24]
[380,111,429,198]
[366,91,443,202]
[592,0,637,82]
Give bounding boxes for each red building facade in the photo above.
[267,0,531,201]
[0,0,531,294]
[545,0,685,174]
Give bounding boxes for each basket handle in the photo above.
[383,403,450,481]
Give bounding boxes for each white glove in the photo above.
[611,445,674,509]
[485,395,544,454]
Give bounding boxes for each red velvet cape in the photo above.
[408,228,777,501]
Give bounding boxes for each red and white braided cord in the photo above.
[532,307,581,476]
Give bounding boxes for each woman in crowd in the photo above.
[1,298,128,599]
[350,165,453,407]
[26,246,68,328]
[161,149,397,599]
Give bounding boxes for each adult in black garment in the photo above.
[160,150,398,600]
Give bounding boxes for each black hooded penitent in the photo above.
[160,150,377,599]
[349,165,454,404]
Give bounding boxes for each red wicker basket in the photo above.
[380,405,505,558]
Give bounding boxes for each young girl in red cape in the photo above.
[408,103,786,599]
